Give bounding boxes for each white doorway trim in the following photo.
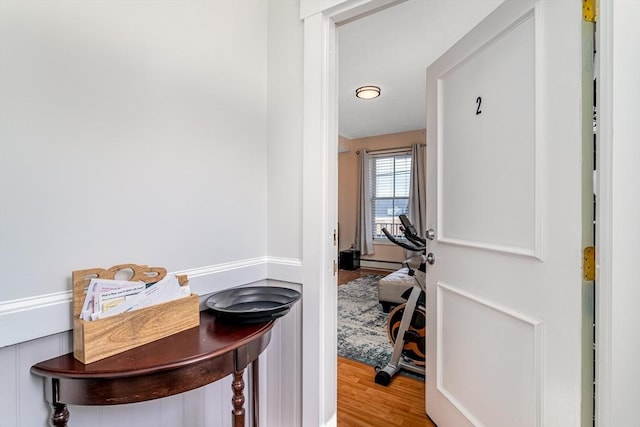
[595,3,614,424]
[594,2,640,426]
[300,1,403,426]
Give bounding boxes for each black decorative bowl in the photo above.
[205,286,301,324]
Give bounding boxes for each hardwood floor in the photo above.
[337,268,436,427]
[337,357,436,427]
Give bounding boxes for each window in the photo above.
[370,152,411,239]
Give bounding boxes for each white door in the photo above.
[425,1,590,426]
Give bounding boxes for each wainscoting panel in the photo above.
[436,282,542,427]
[264,285,302,427]
[0,280,302,427]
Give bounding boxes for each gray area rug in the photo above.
[337,274,392,368]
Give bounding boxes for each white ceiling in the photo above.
[337,0,504,140]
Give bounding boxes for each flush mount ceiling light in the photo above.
[355,85,381,100]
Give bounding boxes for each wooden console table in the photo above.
[31,310,274,427]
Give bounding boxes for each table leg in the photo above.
[51,402,69,427]
[252,358,259,427]
[232,370,245,427]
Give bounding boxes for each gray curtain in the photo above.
[408,143,426,239]
[355,150,374,255]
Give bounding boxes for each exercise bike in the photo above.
[374,214,427,386]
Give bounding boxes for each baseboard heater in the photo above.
[359,259,403,271]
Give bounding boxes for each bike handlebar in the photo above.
[399,215,426,245]
[381,227,426,253]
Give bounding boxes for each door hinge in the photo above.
[333,260,337,276]
[583,0,596,22]
[583,246,596,281]
[333,228,337,246]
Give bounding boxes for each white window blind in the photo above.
[369,151,411,239]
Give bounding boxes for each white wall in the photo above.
[265,3,304,426]
[0,1,268,301]
[0,1,304,426]
[267,0,304,266]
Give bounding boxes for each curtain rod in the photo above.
[356,143,425,155]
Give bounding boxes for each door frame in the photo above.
[300,1,635,426]
[593,2,640,426]
[301,2,405,425]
